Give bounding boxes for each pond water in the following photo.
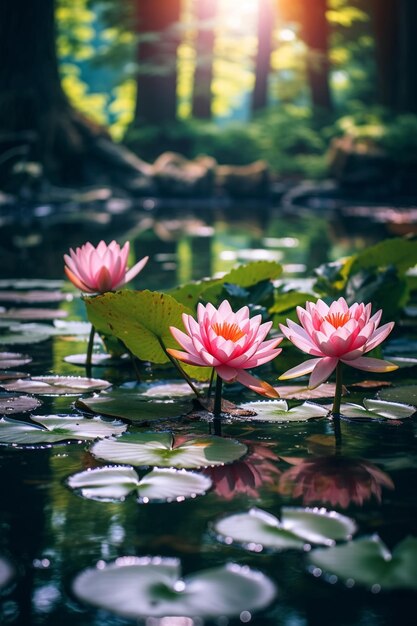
[0,199,417,625]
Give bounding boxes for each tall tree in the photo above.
[0,0,151,189]
[371,0,417,114]
[192,0,218,119]
[133,0,182,125]
[252,0,274,112]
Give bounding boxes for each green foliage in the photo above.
[314,238,417,319]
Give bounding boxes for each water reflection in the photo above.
[278,455,394,508]
[202,441,281,500]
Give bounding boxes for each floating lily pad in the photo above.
[9,321,91,338]
[90,432,248,469]
[307,535,417,592]
[0,556,15,590]
[378,385,417,407]
[0,414,127,446]
[0,308,68,321]
[2,376,111,395]
[0,279,65,290]
[64,353,126,367]
[239,400,329,422]
[76,389,191,423]
[0,393,41,415]
[0,352,32,369]
[72,557,276,618]
[275,384,337,400]
[67,466,212,503]
[340,399,415,421]
[0,370,30,381]
[139,380,203,398]
[0,290,69,304]
[0,331,50,345]
[214,507,356,552]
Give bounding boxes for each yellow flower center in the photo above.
[212,322,245,341]
[325,311,350,328]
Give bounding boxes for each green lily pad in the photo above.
[0,414,127,446]
[0,393,41,415]
[2,376,111,395]
[67,466,212,503]
[76,388,191,423]
[378,385,417,406]
[90,432,248,469]
[307,535,417,591]
[85,290,211,381]
[72,557,276,618]
[0,332,50,345]
[214,507,356,552]
[340,398,415,420]
[239,400,329,422]
[0,352,32,369]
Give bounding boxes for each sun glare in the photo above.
[220,0,259,33]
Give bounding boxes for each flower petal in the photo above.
[341,356,398,372]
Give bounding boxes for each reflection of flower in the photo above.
[278,456,394,508]
[64,240,148,294]
[203,442,281,500]
[279,297,396,388]
[168,300,282,398]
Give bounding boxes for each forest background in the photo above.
[1,0,416,196]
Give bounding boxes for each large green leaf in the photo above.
[90,432,248,469]
[72,557,276,618]
[67,466,212,502]
[214,507,356,552]
[84,290,211,381]
[169,261,282,308]
[350,238,417,276]
[308,535,417,591]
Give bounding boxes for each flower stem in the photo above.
[159,338,203,398]
[213,374,223,418]
[332,361,343,450]
[85,324,95,378]
[332,362,343,417]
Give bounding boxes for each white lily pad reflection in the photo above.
[90,432,248,469]
[0,556,14,590]
[340,398,415,420]
[68,466,212,503]
[72,557,276,618]
[0,414,127,446]
[2,376,111,395]
[308,535,417,591]
[239,400,329,422]
[214,507,356,552]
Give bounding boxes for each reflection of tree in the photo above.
[192,0,218,119]
[203,441,281,500]
[279,455,394,508]
[252,0,274,113]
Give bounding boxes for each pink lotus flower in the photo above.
[64,240,148,294]
[167,300,282,397]
[279,297,397,388]
[278,456,394,508]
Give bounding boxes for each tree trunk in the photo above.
[0,0,153,192]
[300,0,333,114]
[371,0,417,114]
[133,0,182,125]
[252,0,274,113]
[191,0,218,119]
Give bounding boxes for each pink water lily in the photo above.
[279,297,397,388]
[64,240,148,294]
[167,300,282,398]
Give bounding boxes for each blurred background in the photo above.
[1,0,417,201]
